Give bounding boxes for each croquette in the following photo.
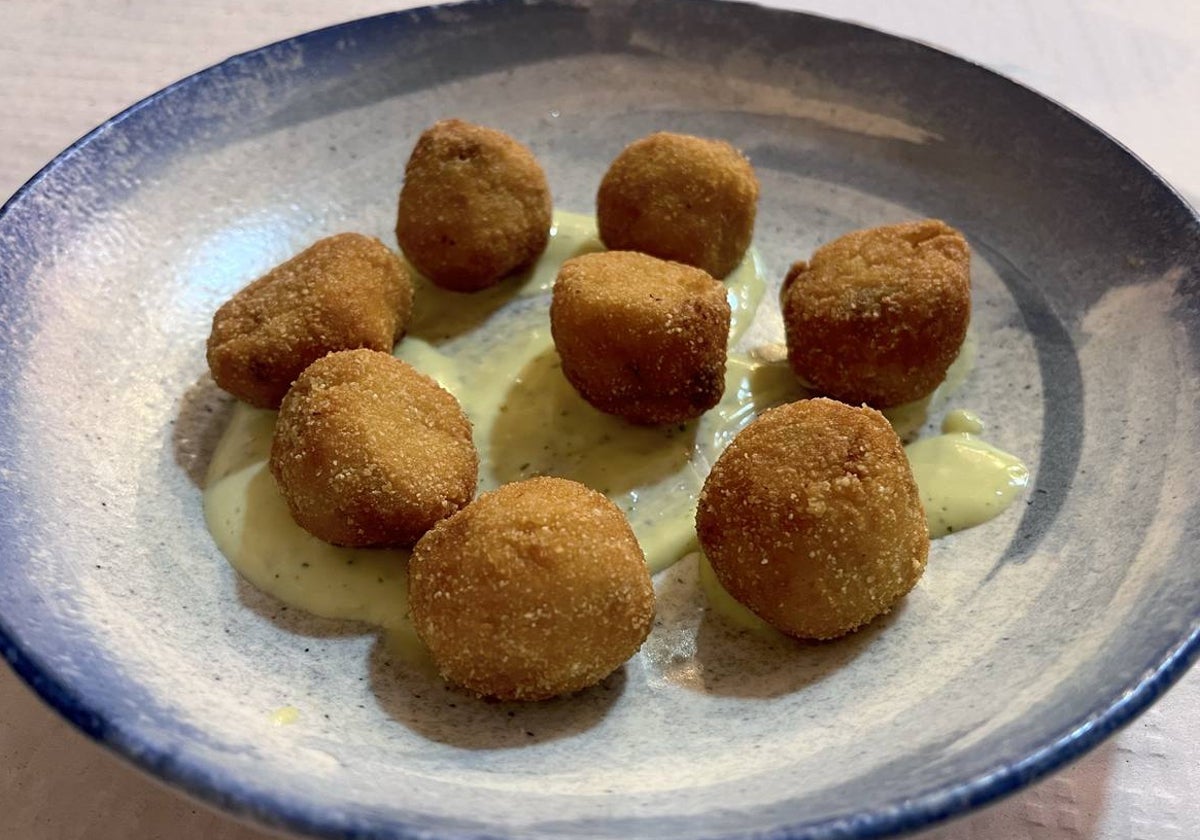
[596,131,759,278]
[696,398,928,640]
[206,233,413,409]
[395,119,552,292]
[408,476,655,701]
[782,219,970,408]
[269,349,477,547]
[550,251,731,425]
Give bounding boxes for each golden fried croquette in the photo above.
[395,119,552,292]
[596,131,759,278]
[550,251,731,425]
[206,233,413,409]
[269,349,477,547]
[696,398,928,640]
[408,476,654,700]
[782,219,970,408]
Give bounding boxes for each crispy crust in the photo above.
[782,219,971,408]
[395,119,552,291]
[550,250,731,425]
[596,131,759,278]
[206,233,413,409]
[269,349,477,548]
[408,476,655,701]
[696,398,928,640]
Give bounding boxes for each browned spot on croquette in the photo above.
[269,349,477,548]
[597,131,759,279]
[696,398,928,640]
[782,219,970,408]
[395,119,552,292]
[408,477,655,701]
[206,233,414,409]
[550,251,731,425]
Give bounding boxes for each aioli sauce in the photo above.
[203,212,1027,636]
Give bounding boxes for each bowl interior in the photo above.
[0,1,1198,838]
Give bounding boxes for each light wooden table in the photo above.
[1,2,1196,838]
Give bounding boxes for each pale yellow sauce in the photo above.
[203,211,1028,639]
[270,706,300,726]
[696,551,777,638]
[203,212,763,635]
[205,458,409,628]
[941,408,985,435]
[906,432,1030,539]
[731,333,978,442]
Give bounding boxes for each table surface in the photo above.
[1,1,1196,838]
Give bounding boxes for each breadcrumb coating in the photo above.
[206,233,413,409]
[782,219,970,408]
[395,119,552,291]
[550,251,731,425]
[597,131,759,278]
[696,398,928,640]
[269,349,477,548]
[409,477,655,701]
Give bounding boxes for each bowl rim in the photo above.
[0,0,1198,838]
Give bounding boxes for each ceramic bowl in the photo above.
[0,1,1197,838]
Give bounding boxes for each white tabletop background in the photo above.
[0,1,1196,838]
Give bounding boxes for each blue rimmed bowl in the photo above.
[0,1,1197,838]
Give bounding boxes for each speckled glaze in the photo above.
[0,1,1197,839]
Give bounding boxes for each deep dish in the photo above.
[0,4,1196,840]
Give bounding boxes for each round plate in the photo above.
[0,1,1197,838]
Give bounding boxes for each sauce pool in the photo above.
[203,211,1028,637]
